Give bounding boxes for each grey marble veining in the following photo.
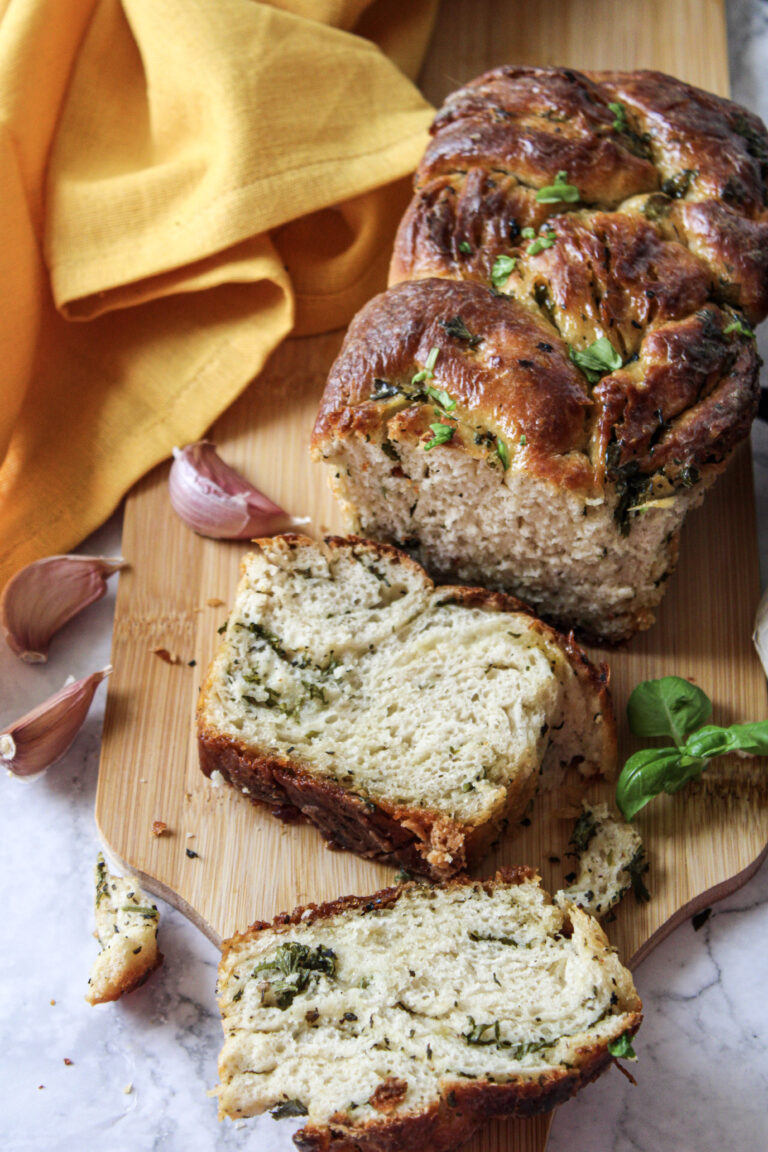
[2,5,768,1149]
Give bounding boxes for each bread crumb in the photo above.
[49,999,55,1006]
[63,1058,73,1066]
[207,598,225,607]
[152,821,169,837]
[124,1082,133,1095]
[150,647,184,665]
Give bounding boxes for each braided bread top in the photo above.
[315,68,765,505]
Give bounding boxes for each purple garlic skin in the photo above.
[1,666,112,777]
[169,441,307,539]
[1,555,125,663]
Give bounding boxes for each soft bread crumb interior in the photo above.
[200,537,608,827]
[216,879,639,1125]
[320,435,707,641]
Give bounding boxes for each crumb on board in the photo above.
[150,647,185,665]
[152,821,169,837]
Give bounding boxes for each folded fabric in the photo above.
[0,0,436,588]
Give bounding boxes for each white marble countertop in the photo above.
[3,4,768,1149]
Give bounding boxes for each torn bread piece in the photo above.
[86,854,162,1005]
[197,534,615,879]
[556,802,649,917]
[215,869,642,1151]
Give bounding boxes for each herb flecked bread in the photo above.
[86,854,162,1005]
[198,534,614,879]
[215,869,642,1151]
[555,803,648,919]
[311,68,766,642]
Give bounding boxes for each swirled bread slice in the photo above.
[312,68,764,641]
[215,870,642,1152]
[198,535,614,879]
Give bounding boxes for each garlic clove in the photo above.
[169,441,309,540]
[754,585,768,679]
[1,666,111,778]
[1,556,125,663]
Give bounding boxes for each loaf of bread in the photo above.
[198,534,614,879]
[215,869,642,1151]
[311,68,766,641]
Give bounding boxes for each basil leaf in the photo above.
[608,1033,637,1061]
[412,346,440,385]
[270,1099,308,1120]
[723,314,754,340]
[616,747,685,821]
[536,170,580,204]
[425,384,456,412]
[627,676,712,746]
[491,254,517,289]
[569,337,623,383]
[496,438,509,470]
[440,315,484,348]
[608,101,626,132]
[526,233,556,256]
[684,720,768,759]
[424,423,455,451]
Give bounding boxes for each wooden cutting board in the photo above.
[97,3,768,1150]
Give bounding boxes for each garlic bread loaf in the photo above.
[216,869,642,1151]
[198,535,614,879]
[312,68,765,641]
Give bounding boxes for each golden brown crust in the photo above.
[420,66,658,207]
[86,953,164,1006]
[395,66,768,322]
[221,872,641,1152]
[199,538,616,877]
[291,1032,642,1152]
[350,67,762,498]
[223,869,540,950]
[312,277,596,492]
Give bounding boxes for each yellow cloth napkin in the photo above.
[0,0,436,588]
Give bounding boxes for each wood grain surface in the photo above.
[96,3,768,1150]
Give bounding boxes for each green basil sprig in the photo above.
[608,1032,637,1061]
[536,170,580,204]
[569,337,623,383]
[616,676,768,820]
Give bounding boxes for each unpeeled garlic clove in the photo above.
[1,556,125,663]
[169,441,309,539]
[1,666,111,778]
[754,586,768,679]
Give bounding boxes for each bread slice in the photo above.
[86,854,162,1005]
[215,869,642,1151]
[198,535,615,879]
